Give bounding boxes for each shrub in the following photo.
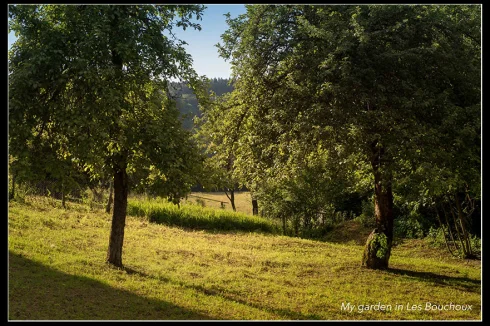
[426,226,446,248]
[469,235,481,257]
[195,198,206,207]
[394,217,425,239]
[355,200,376,228]
[426,226,481,258]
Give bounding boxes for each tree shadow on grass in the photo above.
[8,252,211,321]
[123,266,322,320]
[385,268,481,294]
[188,284,324,320]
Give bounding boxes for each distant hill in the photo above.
[170,78,234,130]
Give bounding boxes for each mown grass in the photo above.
[183,191,253,215]
[127,197,280,234]
[8,196,481,320]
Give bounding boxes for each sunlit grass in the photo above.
[8,196,481,320]
[182,191,254,215]
[127,197,280,234]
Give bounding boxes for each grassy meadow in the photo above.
[8,196,481,320]
[182,191,254,215]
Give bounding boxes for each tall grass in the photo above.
[127,197,281,234]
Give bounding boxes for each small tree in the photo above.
[195,91,246,211]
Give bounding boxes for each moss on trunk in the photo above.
[362,229,391,269]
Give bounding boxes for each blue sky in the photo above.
[178,4,247,79]
[8,4,247,79]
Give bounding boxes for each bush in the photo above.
[394,217,425,239]
[355,200,376,228]
[426,226,447,248]
[195,198,206,207]
[426,226,481,258]
[9,183,32,204]
[469,234,481,257]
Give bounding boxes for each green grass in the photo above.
[183,191,254,215]
[9,196,481,320]
[127,197,280,234]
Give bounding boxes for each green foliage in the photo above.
[370,233,389,259]
[194,90,243,197]
[8,182,31,204]
[9,137,91,202]
[213,4,480,250]
[171,78,234,130]
[392,199,431,239]
[394,218,425,239]
[355,199,376,228]
[426,226,481,258]
[470,235,482,257]
[9,4,206,204]
[426,226,447,249]
[127,197,280,234]
[254,154,359,238]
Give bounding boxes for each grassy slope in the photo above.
[8,197,481,320]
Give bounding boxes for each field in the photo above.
[8,196,481,320]
[182,191,253,215]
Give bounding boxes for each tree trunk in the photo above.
[9,173,16,201]
[106,166,128,268]
[252,199,258,216]
[282,216,287,235]
[61,180,66,209]
[437,203,464,257]
[225,189,236,212]
[362,144,394,270]
[230,190,236,211]
[441,203,456,244]
[294,217,299,237]
[106,180,114,214]
[454,193,473,258]
[449,200,466,256]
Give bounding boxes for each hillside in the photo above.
[171,78,234,130]
[8,197,481,320]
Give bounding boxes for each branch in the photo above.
[224,189,231,202]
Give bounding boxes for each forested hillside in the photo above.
[171,78,234,130]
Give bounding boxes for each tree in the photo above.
[217,5,480,269]
[8,141,89,206]
[195,91,244,211]
[9,4,206,267]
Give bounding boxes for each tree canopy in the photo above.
[215,4,480,267]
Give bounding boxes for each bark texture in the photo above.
[252,199,259,216]
[106,167,128,268]
[106,181,114,214]
[362,143,394,269]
